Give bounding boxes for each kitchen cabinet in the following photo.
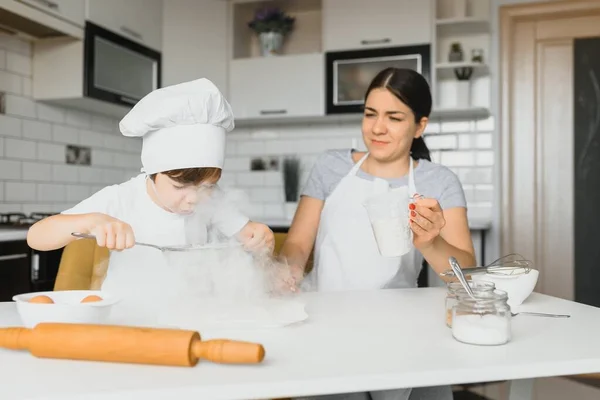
[229,53,324,120]
[86,0,163,51]
[162,0,227,93]
[15,0,84,27]
[0,240,31,302]
[323,0,433,51]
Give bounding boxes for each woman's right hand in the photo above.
[87,213,135,251]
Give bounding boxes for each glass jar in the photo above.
[451,289,511,346]
[445,280,495,328]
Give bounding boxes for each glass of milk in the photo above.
[363,187,413,257]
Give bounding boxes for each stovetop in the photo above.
[0,212,57,229]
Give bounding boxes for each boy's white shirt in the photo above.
[61,173,249,318]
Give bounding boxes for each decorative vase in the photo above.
[259,32,284,57]
[453,0,468,18]
[455,80,471,108]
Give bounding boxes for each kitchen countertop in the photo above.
[0,288,598,400]
[0,229,28,242]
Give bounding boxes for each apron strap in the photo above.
[408,157,417,198]
[350,152,370,175]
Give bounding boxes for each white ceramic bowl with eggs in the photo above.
[471,269,539,307]
[12,290,120,328]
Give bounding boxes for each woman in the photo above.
[280,68,475,400]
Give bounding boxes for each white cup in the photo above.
[364,188,413,257]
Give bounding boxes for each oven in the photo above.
[0,213,64,301]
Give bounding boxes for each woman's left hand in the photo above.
[238,221,275,253]
[409,197,446,250]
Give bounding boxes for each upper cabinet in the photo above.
[230,54,324,121]
[323,0,433,51]
[16,0,84,26]
[0,0,84,38]
[86,0,163,51]
[162,0,228,93]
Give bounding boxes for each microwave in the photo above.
[84,22,161,107]
[325,44,431,114]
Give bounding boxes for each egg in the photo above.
[81,295,103,303]
[28,295,54,304]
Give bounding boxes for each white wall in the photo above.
[0,33,141,215]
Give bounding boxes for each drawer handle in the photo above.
[31,253,40,281]
[0,253,28,262]
[33,0,59,10]
[260,110,287,115]
[361,38,391,45]
[120,26,143,40]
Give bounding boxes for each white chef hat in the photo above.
[119,78,234,175]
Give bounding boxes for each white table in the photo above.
[1,288,599,400]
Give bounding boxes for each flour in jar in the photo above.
[370,216,412,257]
[452,313,511,345]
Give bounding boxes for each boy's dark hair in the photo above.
[150,167,221,185]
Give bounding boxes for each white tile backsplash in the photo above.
[4,94,36,118]
[37,142,65,163]
[6,138,36,160]
[52,125,79,144]
[0,70,22,94]
[5,182,36,202]
[0,33,141,213]
[6,52,31,76]
[22,161,52,181]
[0,115,22,137]
[23,120,51,141]
[224,118,496,219]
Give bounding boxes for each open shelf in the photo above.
[232,0,322,60]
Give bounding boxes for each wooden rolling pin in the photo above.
[0,323,265,367]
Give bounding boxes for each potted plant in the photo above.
[248,6,295,56]
[282,156,301,219]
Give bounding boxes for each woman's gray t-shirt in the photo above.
[302,149,467,210]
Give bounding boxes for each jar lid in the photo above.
[447,280,495,294]
[456,289,509,303]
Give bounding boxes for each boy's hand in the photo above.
[87,213,135,251]
[237,221,274,253]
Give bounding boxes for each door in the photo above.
[501,1,600,302]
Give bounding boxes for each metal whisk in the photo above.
[439,253,533,278]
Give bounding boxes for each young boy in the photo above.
[27,78,274,300]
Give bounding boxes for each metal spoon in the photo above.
[71,232,240,252]
[511,311,570,318]
[449,256,477,300]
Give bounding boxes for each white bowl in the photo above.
[12,290,120,328]
[471,269,539,307]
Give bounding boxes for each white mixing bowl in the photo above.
[12,290,120,328]
[471,269,539,307]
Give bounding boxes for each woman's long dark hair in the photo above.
[364,68,432,161]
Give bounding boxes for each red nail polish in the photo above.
[408,203,415,210]
[410,210,417,217]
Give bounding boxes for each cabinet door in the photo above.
[16,0,84,26]
[86,0,163,51]
[162,0,227,93]
[230,54,324,120]
[0,241,31,302]
[323,0,433,51]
